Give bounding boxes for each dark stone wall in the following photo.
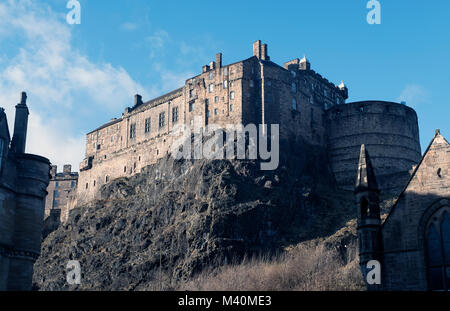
[326,101,422,192]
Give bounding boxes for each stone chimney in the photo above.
[11,92,29,154]
[63,164,72,174]
[134,94,143,107]
[261,44,269,61]
[50,165,57,177]
[216,53,222,68]
[253,40,262,59]
[209,61,216,70]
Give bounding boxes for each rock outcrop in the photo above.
[33,142,363,290]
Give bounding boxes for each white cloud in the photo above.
[397,84,428,108]
[120,22,138,31]
[146,30,169,59]
[0,0,146,170]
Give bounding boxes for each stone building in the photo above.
[71,40,421,215]
[356,130,450,291]
[45,164,78,223]
[0,92,50,291]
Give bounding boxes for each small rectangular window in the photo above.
[130,123,136,139]
[230,104,234,112]
[223,80,228,89]
[214,96,219,103]
[145,118,151,133]
[189,101,195,112]
[214,108,218,115]
[230,91,235,100]
[172,107,179,123]
[208,84,214,93]
[159,112,166,128]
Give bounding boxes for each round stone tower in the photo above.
[325,101,422,193]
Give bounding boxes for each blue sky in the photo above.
[0,0,448,169]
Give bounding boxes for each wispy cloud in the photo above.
[120,22,138,31]
[0,0,146,169]
[397,84,429,108]
[146,30,169,59]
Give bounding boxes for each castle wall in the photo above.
[326,101,422,192]
[45,165,78,221]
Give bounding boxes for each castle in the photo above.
[356,130,450,291]
[42,40,421,219]
[0,93,50,291]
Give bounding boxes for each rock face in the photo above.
[33,142,359,290]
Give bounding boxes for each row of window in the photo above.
[129,107,180,139]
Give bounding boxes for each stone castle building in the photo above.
[0,92,50,290]
[67,40,421,211]
[356,130,450,291]
[43,165,78,235]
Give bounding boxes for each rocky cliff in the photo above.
[33,142,370,290]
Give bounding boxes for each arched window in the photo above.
[426,207,450,291]
[291,82,296,93]
[291,98,297,111]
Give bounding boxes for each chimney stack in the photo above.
[134,94,143,107]
[253,40,262,59]
[50,165,57,178]
[216,53,222,68]
[11,91,29,154]
[63,164,72,174]
[261,44,269,61]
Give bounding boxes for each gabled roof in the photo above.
[382,130,450,226]
[355,144,379,193]
[0,107,11,142]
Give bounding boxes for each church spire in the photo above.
[355,144,379,193]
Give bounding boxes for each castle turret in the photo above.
[355,144,382,290]
[338,81,348,100]
[11,92,29,154]
[299,55,310,70]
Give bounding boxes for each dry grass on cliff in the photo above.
[179,241,364,291]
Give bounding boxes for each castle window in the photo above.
[105,176,109,183]
[93,180,96,187]
[97,144,101,150]
[189,89,194,98]
[145,118,151,133]
[189,101,195,112]
[214,108,218,115]
[223,80,228,89]
[159,112,166,128]
[223,67,228,76]
[336,97,340,105]
[209,72,214,80]
[111,136,114,142]
[230,91,235,100]
[206,110,210,117]
[214,96,219,103]
[54,190,59,198]
[291,82,296,93]
[53,199,58,208]
[55,182,59,188]
[172,107,179,123]
[324,89,328,97]
[230,104,234,112]
[190,119,194,126]
[230,81,234,88]
[86,183,88,189]
[129,123,136,139]
[292,98,297,111]
[291,70,296,78]
[425,207,450,291]
[124,166,126,173]
[208,84,214,93]
[309,95,314,105]
[71,181,76,188]
[250,80,254,88]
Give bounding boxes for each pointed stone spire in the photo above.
[355,144,379,192]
